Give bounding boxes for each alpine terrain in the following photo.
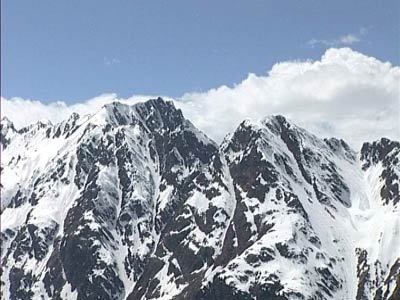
[1,98,399,300]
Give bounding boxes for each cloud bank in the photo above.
[2,48,399,149]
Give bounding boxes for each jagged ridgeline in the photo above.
[1,98,399,300]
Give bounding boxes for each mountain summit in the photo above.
[1,98,399,300]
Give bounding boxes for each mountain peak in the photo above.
[262,114,292,128]
[133,97,185,130]
[66,112,80,123]
[2,101,399,300]
[1,116,16,131]
[96,98,185,132]
[1,115,13,124]
[361,137,400,167]
[1,116,17,149]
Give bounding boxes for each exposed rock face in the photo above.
[361,138,400,206]
[0,117,17,150]
[1,98,399,300]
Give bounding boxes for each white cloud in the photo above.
[177,48,399,148]
[2,48,399,149]
[104,57,121,66]
[339,34,360,45]
[308,28,366,48]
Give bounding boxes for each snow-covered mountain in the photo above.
[1,98,399,300]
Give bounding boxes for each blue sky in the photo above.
[1,0,399,104]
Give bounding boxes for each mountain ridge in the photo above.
[1,98,399,300]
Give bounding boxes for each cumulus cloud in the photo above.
[2,48,399,149]
[178,48,399,148]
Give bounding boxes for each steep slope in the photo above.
[186,117,399,300]
[193,117,356,300]
[1,99,399,300]
[1,98,233,300]
[354,138,400,300]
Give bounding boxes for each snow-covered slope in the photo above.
[1,98,399,300]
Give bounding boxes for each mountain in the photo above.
[1,98,399,300]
